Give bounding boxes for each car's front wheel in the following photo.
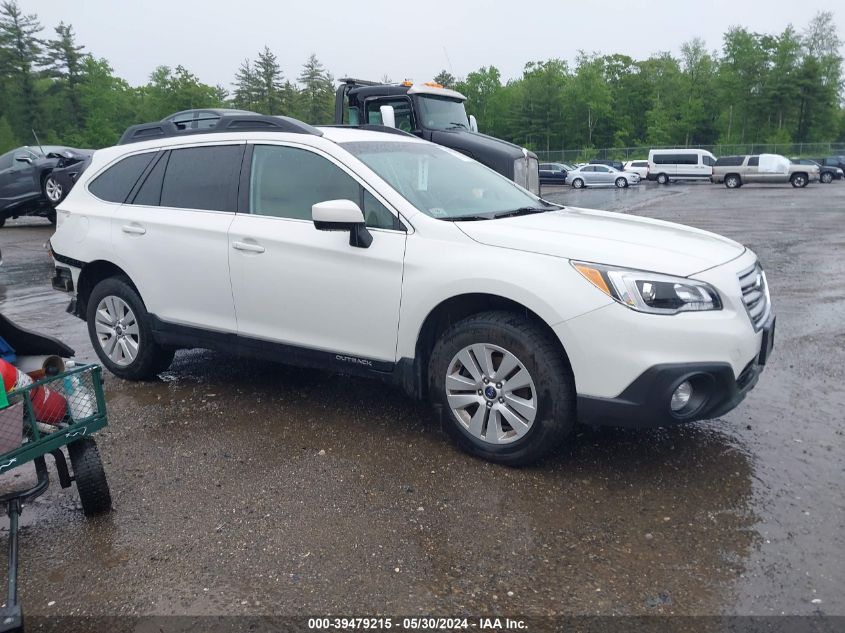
[86,277,175,380]
[820,172,833,184]
[615,177,628,188]
[572,178,584,189]
[428,311,575,466]
[656,173,669,185]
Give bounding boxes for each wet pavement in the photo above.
[0,181,843,619]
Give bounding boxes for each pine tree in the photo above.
[0,0,45,137]
[297,53,333,124]
[232,58,258,110]
[0,115,17,153]
[46,21,86,129]
[254,46,285,115]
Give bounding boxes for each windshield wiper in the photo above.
[493,206,555,219]
[446,121,469,130]
[439,214,491,222]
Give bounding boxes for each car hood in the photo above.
[455,207,746,276]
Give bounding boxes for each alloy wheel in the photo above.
[445,343,537,445]
[45,177,63,203]
[94,296,140,366]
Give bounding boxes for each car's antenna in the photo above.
[31,129,45,155]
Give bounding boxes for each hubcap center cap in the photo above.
[484,385,498,400]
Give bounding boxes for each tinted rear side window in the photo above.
[748,156,759,167]
[131,152,169,206]
[715,156,744,167]
[160,145,243,212]
[89,153,156,203]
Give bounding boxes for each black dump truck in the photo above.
[335,78,540,195]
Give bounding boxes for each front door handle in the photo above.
[121,224,146,235]
[232,241,265,254]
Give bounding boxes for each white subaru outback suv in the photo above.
[50,115,774,465]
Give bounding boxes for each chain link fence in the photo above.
[534,142,845,164]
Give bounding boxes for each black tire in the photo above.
[86,276,175,380]
[615,177,628,188]
[790,173,808,188]
[572,178,584,189]
[820,172,833,184]
[428,311,576,466]
[725,174,741,189]
[656,173,669,185]
[67,438,111,516]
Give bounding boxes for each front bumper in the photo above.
[576,313,774,428]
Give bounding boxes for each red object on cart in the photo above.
[0,358,67,425]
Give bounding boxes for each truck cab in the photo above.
[335,78,540,195]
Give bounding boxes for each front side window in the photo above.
[702,155,715,166]
[159,145,243,212]
[342,140,542,220]
[249,145,398,229]
[88,152,157,203]
[366,99,414,132]
[748,156,760,167]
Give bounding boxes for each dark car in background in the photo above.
[792,158,842,183]
[589,158,625,172]
[539,162,570,185]
[811,156,845,178]
[0,145,91,226]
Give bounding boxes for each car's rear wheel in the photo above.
[615,177,628,188]
[656,173,669,185]
[820,172,833,184]
[43,175,64,206]
[791,173,808,188]
[572,178,584,189]
[725,175,741,189]
[428,311,575,466]
[86,277,175,380]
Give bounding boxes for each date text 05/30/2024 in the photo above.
[307,617,528,630]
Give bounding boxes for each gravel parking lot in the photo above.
[0,181,843,622]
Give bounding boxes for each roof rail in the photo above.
[319,124,417,138]
[117,115,323,145]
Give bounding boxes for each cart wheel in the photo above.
[68,438,112,516]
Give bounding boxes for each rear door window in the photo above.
[88,152,157,203]
[159,145,244,212]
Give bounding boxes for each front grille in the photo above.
[738,263,771,331]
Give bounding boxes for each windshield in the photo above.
[416,95,470,131]
[342,141,544,220]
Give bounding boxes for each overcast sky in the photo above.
[25,0,845,88]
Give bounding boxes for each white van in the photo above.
[647,149,716,184]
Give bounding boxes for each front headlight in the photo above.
[572,261,722,314]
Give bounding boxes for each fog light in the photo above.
[670,381,693,412]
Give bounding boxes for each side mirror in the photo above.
[469,115,478,133]
[312,199,373,249]
[14,154,32,164]
[379,105,396,129]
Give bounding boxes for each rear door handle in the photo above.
[121,224,146,235]
[232,241,265,254]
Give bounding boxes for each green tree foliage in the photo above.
[0,0,44,137]
[433,69,456,88]
[296,53,334,124]
[0,2,841,152]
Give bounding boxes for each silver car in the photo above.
[568,164,641,188]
